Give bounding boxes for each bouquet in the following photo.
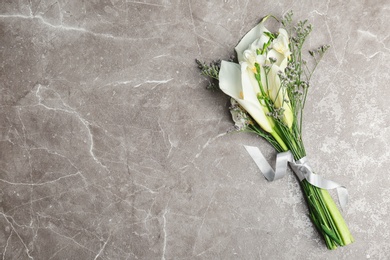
[196,11,354,249]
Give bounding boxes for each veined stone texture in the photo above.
[0,1,389,259]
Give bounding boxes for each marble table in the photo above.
[1,1,389,259]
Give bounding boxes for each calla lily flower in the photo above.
[219,60,275,133]
[263,63,294,128]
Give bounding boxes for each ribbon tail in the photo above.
[244,145,292,181]
[274,151,294,180]
[337,186,349,210]
[305,171,348,210]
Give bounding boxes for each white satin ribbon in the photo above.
[244,145,348,210]
[244,146,293,181]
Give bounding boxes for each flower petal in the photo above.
[240,62,261,104]
[283,103,294,128]
[237,99,274,133]
[268,49,287,70]
[278,28,289,40]
[219,61,242,100]
[266,64,294,128]
[235,20,270,63]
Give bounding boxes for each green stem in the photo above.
[270,130,288,151]
[321,189,354,245]
[301,180,336,249]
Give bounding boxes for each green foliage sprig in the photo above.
[195,59,221,90]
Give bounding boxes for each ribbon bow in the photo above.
[244,145,348,210]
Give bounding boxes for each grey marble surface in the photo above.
[1,1,389,259]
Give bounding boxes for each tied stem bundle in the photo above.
[196,11,353,249]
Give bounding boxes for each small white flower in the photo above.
[272,29,291,58]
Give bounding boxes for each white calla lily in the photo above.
[264,64,294,128]
[219,60,274,133]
